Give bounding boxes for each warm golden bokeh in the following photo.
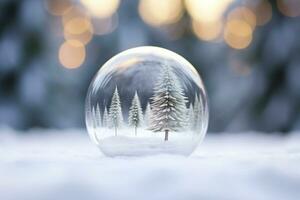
[224,19,253,49]
[62,6,90,25]
[185,0,234,23]
[64,26,94,45]
[46,0,73,16]
[250,0,272,26]
[62,6,94,45]
[277,0,300,17]
[192,20,222,41]
[59,40,86,69]
[80,0,120,18]
[138,0,184,27]
[64,17,92,34]
[227,7,257,29]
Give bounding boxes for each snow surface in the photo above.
[1,128,300,200]
[98,135,199,156]
[93,128,201,156]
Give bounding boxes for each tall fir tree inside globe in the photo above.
[150,65,187,141]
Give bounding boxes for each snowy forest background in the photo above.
[1,0,300,134]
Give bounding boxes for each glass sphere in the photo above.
[85,46,208,156]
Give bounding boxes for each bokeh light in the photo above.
[224,19,253,49]
[62,6,94,45]
[138,0,184,27]
[277,0,300,17]
[249,0,272,26]
[227,7,257,29]
[80,0,120,18]
[64,17,92,35]
[64,26,93,45]
[62,6,90,25]
[185,0,234,23]
[185,0,235,42]
[59,40,86,69]
[192,20,222,41]
[46,0,73,16]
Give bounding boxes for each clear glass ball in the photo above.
[85,46,209,156]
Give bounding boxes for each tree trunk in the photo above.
[115,126,117,136]
[135,126,137,136]
[164,130,169,141]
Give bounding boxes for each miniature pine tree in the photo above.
[193,94,203,130]
[198,93,204,131]
[149,65,187,141]
[188,104,194,129]
[193,95,200,129]
[108,86,123,136]
[144,102,152,127]
[102,107,109,127]
[95,103,102,127]
[128,91,144,136]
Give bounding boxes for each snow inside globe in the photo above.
[85,46,209,156]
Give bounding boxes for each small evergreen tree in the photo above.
[188,104,194,129]
[198,94,204,131]
[108,86,123,136]
[193,94,203,130]
[144,102,152,127]
[102,106,109,127]
[128,91,143,136]
[193,95,199,129]
[95,103,101,127]
[149,65,187,141]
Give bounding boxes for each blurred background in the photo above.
[0,0,299,133]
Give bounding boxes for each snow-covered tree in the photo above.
[108,86,123,136]
[95,103,101,127]
[102,106,109,127]
[144,102,152,127]
[193,94,203,131]
[193,95,200,129]
[187,104,194,129]
[198,93,205,132]
[149,65,187,141]
[128,91,143,136]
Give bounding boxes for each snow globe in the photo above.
[85,46,208,156]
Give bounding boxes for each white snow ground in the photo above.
[0,128,300,200]
[93,128,201,156]
[98,135,199,156]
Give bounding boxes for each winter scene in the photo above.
[86,63,208,156]
[1,1,300,200]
